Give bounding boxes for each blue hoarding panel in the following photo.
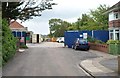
[93,30,109,42]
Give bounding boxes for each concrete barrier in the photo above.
[118,55,120,74]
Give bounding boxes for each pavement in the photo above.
[79,50,120,77]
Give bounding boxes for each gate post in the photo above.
[118,55,120,74]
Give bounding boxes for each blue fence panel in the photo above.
[93,30,109,42]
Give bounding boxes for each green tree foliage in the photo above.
[2,0,56,21]
[90,4,109,27]
[49,19,71,37]
[68,4,109,31]
[2,19,17,66]
[0,2,2,67]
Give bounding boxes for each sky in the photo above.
[19,0,120,35]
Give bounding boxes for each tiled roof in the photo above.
[10,21,24,29]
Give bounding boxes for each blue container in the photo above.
[64,30,109,48]
[64,31,79,48]
[64,30,92,48]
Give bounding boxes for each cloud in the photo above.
[21,0,120,35]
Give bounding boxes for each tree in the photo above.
[2,0,56,21]
[68,14,95,30]
[49,18,71,37]
[68,4,109,31]
[90,4,109,28]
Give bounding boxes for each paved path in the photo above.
[80,50,118,77]
[3,42,96,76]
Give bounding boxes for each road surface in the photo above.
[2,42,97,76]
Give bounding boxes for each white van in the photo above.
[56,37,64,43]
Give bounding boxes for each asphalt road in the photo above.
[2,42,97,76]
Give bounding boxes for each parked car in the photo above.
[72,38,90,50]
[56,37,64,43]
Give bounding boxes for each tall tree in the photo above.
[90,4,109,27]
[49,18,71,37]
[2,0,56,21]
[68,4,109,31]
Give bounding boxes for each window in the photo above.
[115,33,119,40]
[115,29,120,40]
[110,33,113,39]
[114,13,119,19]
[110,30,113,32]
[109,29,120,40]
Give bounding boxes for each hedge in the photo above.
[2,19,17,66]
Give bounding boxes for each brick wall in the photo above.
[109,19,120,28]
[90,43,108,53]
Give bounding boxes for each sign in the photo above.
[83,33,87,39]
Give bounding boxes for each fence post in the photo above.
[118,55,120,74]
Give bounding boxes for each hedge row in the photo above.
[2,19,17,66]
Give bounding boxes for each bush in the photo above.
[2,19,17,66]
[107,40,120,44]
[87,36,105,44]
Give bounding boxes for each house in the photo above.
[9,21,28,45]
[10,21,28,32]
[105,1,120,40]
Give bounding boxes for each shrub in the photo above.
[107,40,120,44]
[2,19,17,66]
[87,36,105,44]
